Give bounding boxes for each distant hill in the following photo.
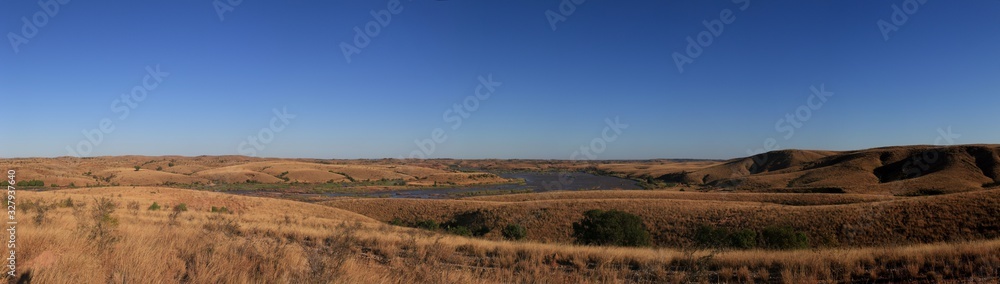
[657,145,1000,195]
[0,156,512,187]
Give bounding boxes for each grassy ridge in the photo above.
[324,189,1000,248]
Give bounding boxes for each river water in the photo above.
[326,171,641,199]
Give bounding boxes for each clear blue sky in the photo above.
[2,1,998,159]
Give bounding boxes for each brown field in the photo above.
[6,144,1000,283]
[323,188,1000,247]
[0,157,518,188]
[14,186,1000,283]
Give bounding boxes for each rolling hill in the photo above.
[645,144,1000,195]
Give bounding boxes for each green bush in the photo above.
[148,202,161,211]
[694,225,730,248]
[415,219,439,231]
[446,210,491,236]
[761,226,809,250]
[502,224,527,240]
[388,217,405,226]
[572,209,651,247]
[134,166,141,171]
[89,197,119,243]
[173,203,188,212]
[729,229,757,249]
[11,180,45,187]
[447,226,472,236]
[694,225,758,249]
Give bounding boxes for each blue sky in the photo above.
[1,0,998,159]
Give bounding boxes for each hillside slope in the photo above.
[652,145,1000,194]
[323,188,1000,248]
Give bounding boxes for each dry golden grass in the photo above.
[324,188,1000,248]
[0,157,517,187]
[594,160,724,179]
[11,186,1000,283]
[12,187,999,283]
[627,145,1000,195]
[406,172,510,187]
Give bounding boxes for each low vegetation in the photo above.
[5,148,1000,282]
[694,224,809,250]
[501,224,527,241]
[3,179,44,187]
[572,209,652,247]
[13,186,1000,283]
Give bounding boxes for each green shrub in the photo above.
[173,203,188,212]
[148,202,161,211]
[694,225,730,248]
[12,180,44,187]
[761,226,809,250]
[447,226,472,236]
[693,225,758,249]
[134,166,141,171]
[388,217,405,226]
[168,162,174,167]
[446,210,491,236]
[415,219,439,231]
[729,229,757,249]
[88,197,119,244]
[502,224,527,240]
[156,166,163,171]
[572,209,651,247]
